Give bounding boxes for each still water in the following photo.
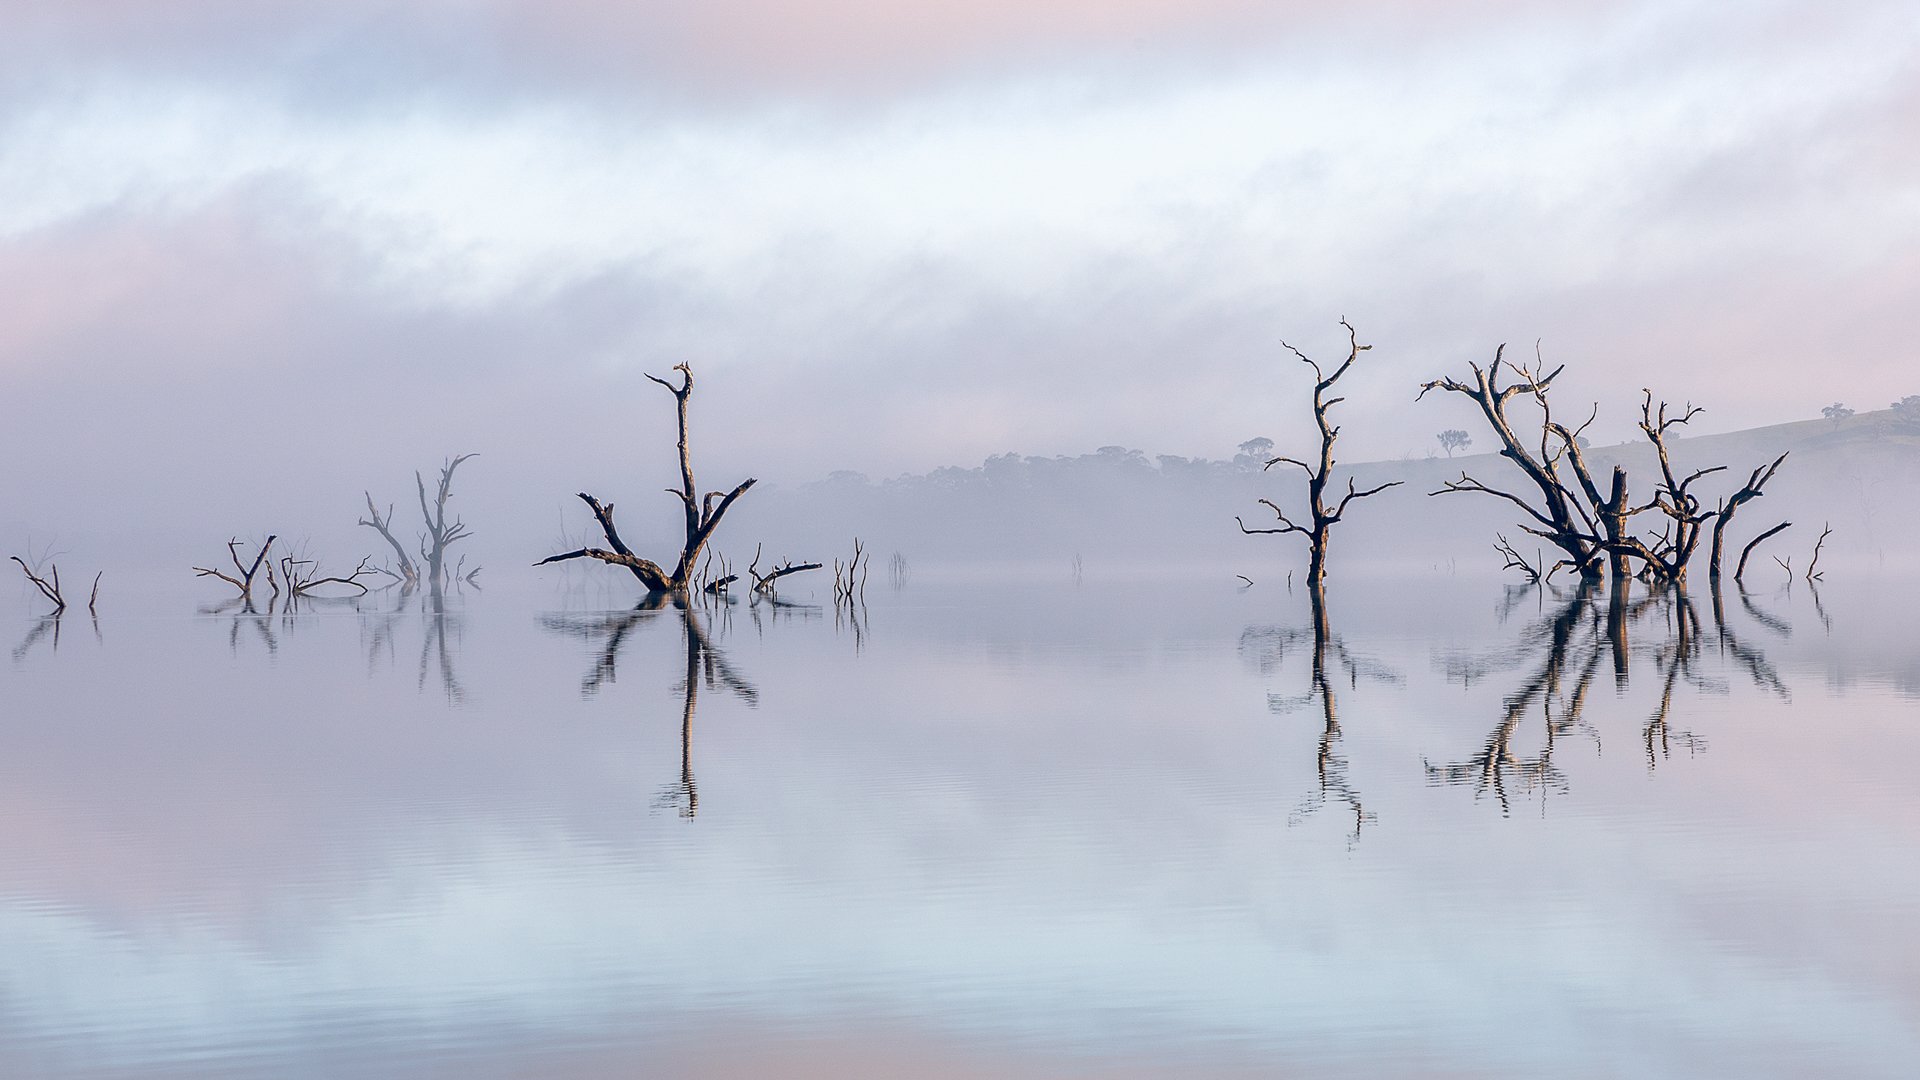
[3,570,1917,1078]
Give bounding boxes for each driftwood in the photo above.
[1238,321,1401,625]
[538,365,754,595]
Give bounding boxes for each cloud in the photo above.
[0,0,1624,103]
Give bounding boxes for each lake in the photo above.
[4,568,1917,1078]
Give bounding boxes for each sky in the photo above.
[1,0,1917,562]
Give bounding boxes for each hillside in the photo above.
[737,408,1920,580]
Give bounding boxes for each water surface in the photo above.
[4,571,1917,1078]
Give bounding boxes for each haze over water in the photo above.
[4,569,1915,1078]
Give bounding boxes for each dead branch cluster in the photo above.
[193,535,381,604]
[362,454,480,589]
[11,556,100,617]
[832,538,868,605]
[1419,346,1789,588]
[537,363,827,603]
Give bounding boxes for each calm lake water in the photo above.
[4,569,1917,1078]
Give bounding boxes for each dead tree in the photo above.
[1422,354,1789,590]
[359,494,419,586]
[831,538,868,605]
[279,555,380,598]
[537,364,754,595]
[193,536,277,601]
[1805,523,1832,582]
[1237,321,1401,624]
[10,556,67,615]
[1735,521,1791,585]
[1419,346,1607,580]
[746,543,822,596]
[417,454,476,589]
[1707,453,1789,585]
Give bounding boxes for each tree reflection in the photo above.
[1425,582,1601,812]
[540,597,756,818]
[1243,619,1399,845]
[1430,580,1792,812]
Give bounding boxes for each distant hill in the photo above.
[734,408,1920,580]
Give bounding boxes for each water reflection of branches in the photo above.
[1430,581,1791,812]
[1241,623,1398,845]
[541,597,757,818]
[12,615,63,661]
[1426,584,1602,813]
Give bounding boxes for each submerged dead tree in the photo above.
[11,556,68,615]
[1419,347,1609,581]
[1237,321,1401,626]
[1420,348,1788,590]
[362,454,476,589]
[418,454,476,588]
[538,364,754,595]
[193,536,277,602]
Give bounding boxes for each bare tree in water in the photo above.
[362,454,477,590]
[1237,321,1401,631]
[539,364,754,596]
[1420,346,1786,593]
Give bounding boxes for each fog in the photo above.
[3,0,1917,583]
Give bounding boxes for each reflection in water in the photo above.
[1242,621,1399,844]
[361,585,469,703]
[1428,581,1792,811]
[4,576,1918,1078]
[541,597,757,817]
[1427,583,1601,811]
[12,615,62,661]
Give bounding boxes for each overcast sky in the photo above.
[2,0,1916,556]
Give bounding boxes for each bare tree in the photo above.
[1422,352,1787,590]
[193,536,277,602]
[1237,321,1402,626]
[746,543,822,596]
[11,557,64,614]
[1735,521,1792,584]
[538,364,754,595]
[359,494,419,586]
[1418,346,1609,581]
[417,454,476,589]
[278,555,380,599]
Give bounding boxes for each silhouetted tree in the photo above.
[538,364,754,596]
[1237,321,1401,629]
[1822,402,1854,426]
[1420,347,1787,590]
[1437,429,1471,457]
